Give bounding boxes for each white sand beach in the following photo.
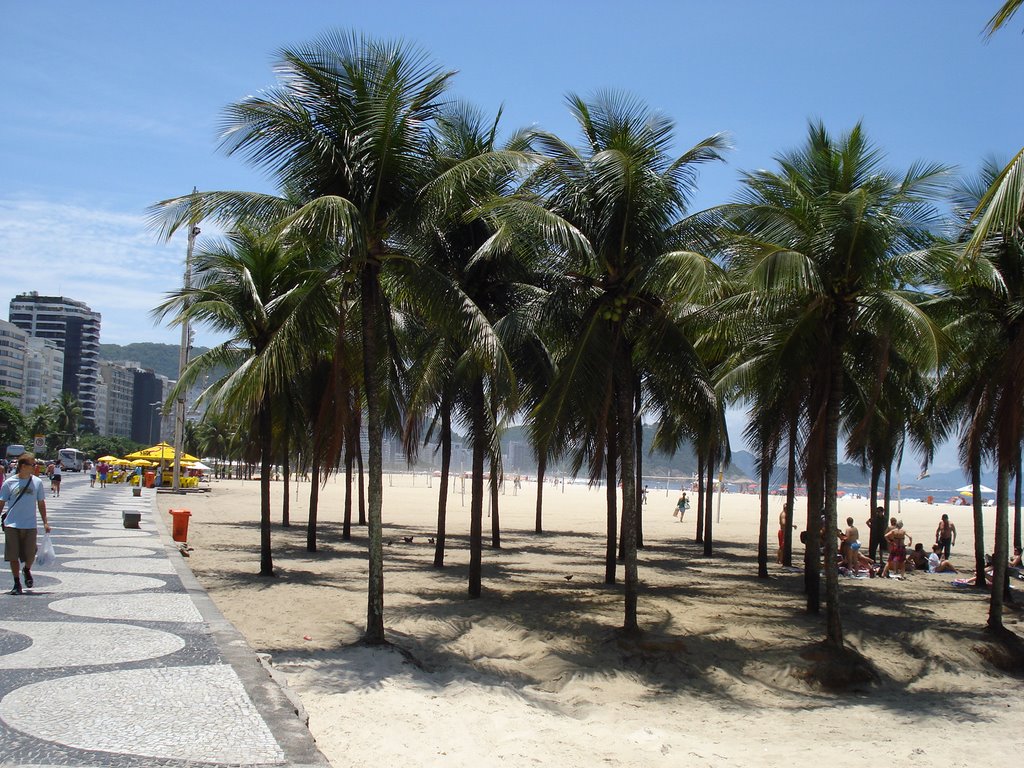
[160,477,1023,767]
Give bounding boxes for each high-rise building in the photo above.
[22,337,64,414]
[0,320,28,406]
[99,360,136,438]
[9,293,102,429]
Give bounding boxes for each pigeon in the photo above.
[428,537,435,545]
[385,538,395,546]
[403,536,414,543]
[564,575,573,581]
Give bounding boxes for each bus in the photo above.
[57,448,85,472]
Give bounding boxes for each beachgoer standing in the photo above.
[97,461,109,488]
[934,513,956,560]
[882,521,912,579]
[0,453,51,595]
[87,460,96,488]
[777,504,795,564]
[867,505,887,561]
[51,462,62,497]
[675,493,689,522]
[843,517,860,570]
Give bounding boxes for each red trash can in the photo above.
[168,509,191,542]
[144,471,156,488]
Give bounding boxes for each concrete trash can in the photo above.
[168,509,191,542]
[132,487,142,497]
[122,510,141,528]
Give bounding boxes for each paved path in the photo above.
[1,473,328,768]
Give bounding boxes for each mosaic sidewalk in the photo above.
[0,473,328,768]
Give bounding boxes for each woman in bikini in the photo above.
[882,521,912,579]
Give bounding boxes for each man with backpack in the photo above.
[0,453,51,595]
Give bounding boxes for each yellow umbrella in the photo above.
[97,455,120,462]
[125,442,199,462]
[130,459,156,467]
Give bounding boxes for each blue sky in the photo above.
[2,1,1020,469]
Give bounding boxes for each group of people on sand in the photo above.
[773,504,962,580]
[837,511,958,579]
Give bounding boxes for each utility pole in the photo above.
[172,188,199,492]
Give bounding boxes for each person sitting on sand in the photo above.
[928,544,956,573]
[907,542,928,572]
[881,521,912,579]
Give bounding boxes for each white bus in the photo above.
[57,448,85,471]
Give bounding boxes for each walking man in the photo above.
[0,453,51,595]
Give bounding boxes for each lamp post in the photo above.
[148,402,162,444]
[172,194,199,492]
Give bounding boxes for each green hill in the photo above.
[99,342,210,380]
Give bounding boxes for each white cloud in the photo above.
[0,196,222,346]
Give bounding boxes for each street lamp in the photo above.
[148,402,162,444]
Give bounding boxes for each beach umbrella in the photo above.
[125,441,199,462]
[97,455,119,462]
[130,459,155,467]
[956,484,994,494]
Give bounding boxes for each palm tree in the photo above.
[722,121,947,647]
[985,0,1023,35]
[932,157,1024,633]
[400,102,535,595]
[52,392,83,443]
[153,225,326,577]
[516,91,727,633]
[151,32,455,644]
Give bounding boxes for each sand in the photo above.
[159,475,1024,767]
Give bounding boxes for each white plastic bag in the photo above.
[35,532,57,569]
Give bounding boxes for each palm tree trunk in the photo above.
[605,432,618,584]
[784,421,797,567]
[868,462,882,560]
[282,440,290,528]
[972,451,987,588]
[822,337,844,648]
[804,460,823,612]
[758,452,770,578]
[988,454,1011,632]
[695,454,705,543]
[258,403,274,577]
[490,454,501,549]
[357,432,367,526]
[616,367,639,635]
[1015,453,1022,554]
[433,393,452,568]
[306,460,320,552]
[634,408,644,550]
[468,376,486,598]
[534,453,546,533]
[703,456,714,557]
[342,445,353,541]
[361,266,385,644]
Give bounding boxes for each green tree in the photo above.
[0,393,26,450]
[154,225,325,577]
[722,121,946,648]
[152,33,454,643]
[516,92,727,633]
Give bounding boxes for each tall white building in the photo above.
[22,337,64,414]
[0,320,28,406]
[9,293,102,429]
[99,360,135,438]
